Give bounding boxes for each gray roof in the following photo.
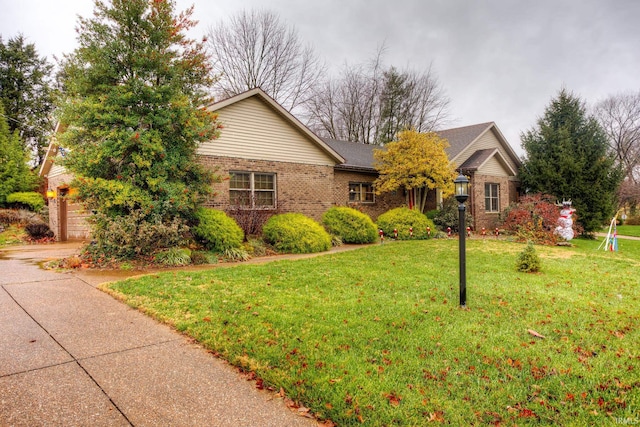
[323,122,519,173]
[458,148,496,171]
[322,138,379,172]
[437,122,494,159]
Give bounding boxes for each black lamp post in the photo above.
[454,173,469,307]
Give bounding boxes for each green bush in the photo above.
[322,207,377,244]
[432,196,473,232]
[516,241,541,273]
[6,192,45,212]
[425,209,439,220]
[193,208,244,252]
[263,213,332,254]
[90,211,188,260]
[376,207,435,240]
[190,251,218,265]
[154,248,192,266]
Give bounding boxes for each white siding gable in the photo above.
[457,129,518,176]
[478,155,509,177]
[198,96,337,166]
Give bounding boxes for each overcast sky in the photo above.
[2,0,639,156]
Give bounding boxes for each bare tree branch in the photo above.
[305,48,450,144]
[594,91,640,184]
[206,9,324,113]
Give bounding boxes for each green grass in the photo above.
[104,239,640,426]
[615,225,640,238]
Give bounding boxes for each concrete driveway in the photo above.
[0,243,316,426]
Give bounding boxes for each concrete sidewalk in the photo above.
[0,243,317,426]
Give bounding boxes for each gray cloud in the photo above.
[2,0,639,156]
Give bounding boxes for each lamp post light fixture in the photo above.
[454,173,469,307]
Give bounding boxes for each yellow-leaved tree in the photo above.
[373,130,456,213]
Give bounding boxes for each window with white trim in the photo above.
[484,183,499,212]
[349,182,374,203]
[229,172,276,208]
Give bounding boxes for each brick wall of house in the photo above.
[470,173,510,231]
[47,172,91,241]
[199,155,335,221]
[333,170,406,221]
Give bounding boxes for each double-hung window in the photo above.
[349,182,374,203]
[229,172,276,208]
[484,183,499,212]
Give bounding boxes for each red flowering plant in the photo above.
[501,193,563,245]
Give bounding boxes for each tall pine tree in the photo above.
[520,89,622,233]
[0,101,37,205]
[0,34,55,166]
[57,0,222,258]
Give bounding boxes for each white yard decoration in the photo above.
[555,200,576,241]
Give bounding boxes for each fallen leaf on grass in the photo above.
[528,329,545,339]
[384,392,402,407]
[428,411,445,422]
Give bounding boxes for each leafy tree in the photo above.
[57,0,222,258]
[0,34,55,166]
[0,101,37,205]
[206,9,324,113]
[520,89,623,233]
[373,129,455,213]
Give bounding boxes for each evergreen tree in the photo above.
[0,34,55,166]
[57,0,222,257]
[378,67,410,144]
[520,89,622,233]
[0,101,37,205]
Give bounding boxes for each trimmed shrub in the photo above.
[6,192,45,212]
[516,241,541,273]
[376,207,435,240]
[263,213,331,254]
[25,221,54,239]
[193,208,244,252]
[322,206,377,244]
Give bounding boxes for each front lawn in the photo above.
[104,239,640,426]
[615,225,640,238]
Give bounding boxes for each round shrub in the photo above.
[322,206,377,244]
[6,192,45,212]
[193,208,244,252]
[376,207,435,240]
[263,213,331,254]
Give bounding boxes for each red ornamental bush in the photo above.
[501,193,567,245]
